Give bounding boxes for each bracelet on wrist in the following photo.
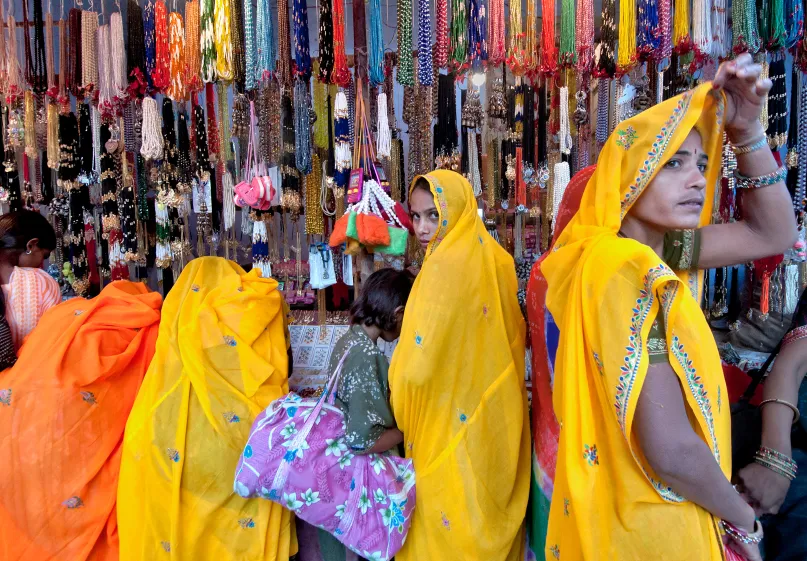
[754,445,798,480]
[721,518,764,545]
[731,135,768,155]
[734,166,787,189]
[759,398,801,424]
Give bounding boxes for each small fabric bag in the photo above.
[234,347,416,561]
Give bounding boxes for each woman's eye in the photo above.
[697,163,708,173]
[429,211,439,220]
[665,159,681,169]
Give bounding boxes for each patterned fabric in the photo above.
[117,258,295,561]
[330,324,395,451]
[3,266,61,351]
[0,311,16,369]
[540,84,730,561]
[233,382,416,561]
[389,170,530,561]
[0,281,162,561]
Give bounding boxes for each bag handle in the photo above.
[243,101,259,181]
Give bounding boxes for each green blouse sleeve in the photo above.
[647,312,669,365]
[337,349,396,452]
[662,229,701,271]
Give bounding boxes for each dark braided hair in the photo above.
[350,269,415,333]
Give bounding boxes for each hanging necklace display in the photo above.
[332,0,350,86]
[230,0,245,87]
[256,0,275,79]
[540,0,557,74]
[334,90,351,188]
[637,0,661,60]
[785,70,801,212]
[767,54,787,149]
[214,0,233,81]
[99,123,128,281]
[167,11,186,100]
[733,0,761,53]
[558,0,575,67]
[617,0,637,73]
[416,0,433,85]
[434,72,458,160]
[200,0,217,82]
[244,0,256,88]
[463,88,483,196]
[785,0,804,48]
[144,0,158,88]
[317,0,334,83]
[294,78,313,175]
[184,0,201,91]
[396,0,413,86]
[277,0,292,90]
[449,0,467,70]
[434,0,448,69]
[795,74,807,214]
[487,0,505,66]
[25,0,48,94]
[292,0,311,80]
[152,0,170,90]
[368,0,384,85]
[692,0,712,61]
[575,0,594,73]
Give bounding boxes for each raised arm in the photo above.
[635,362,762,561]
[697,54,797,269]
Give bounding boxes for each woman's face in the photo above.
[409,186,440,250]
[627,129,709,231]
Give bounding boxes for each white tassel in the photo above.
[552,162,571,226]
[377,92,391,159]
[785,264,801,315]
[140,96,164,160]
[110,12,128,101]
[334,91,352,171]
[467,129,482,196]
[559,86,572,155]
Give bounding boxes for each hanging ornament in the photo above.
[540,0,557,74]
[435,0,449,69]
[559,0,576,67]
[368,0,384,85]
[596,0,617,77]
[617,0,638,73]
[185,0,202,90]
[167,12,187,100]
[417,0,433,85]
[257,0,276,78]
[200,0,217,82]
[450,0,468,70]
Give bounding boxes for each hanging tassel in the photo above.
[377,92,391,159]
[552,161,571,226]
[140,96,164,160]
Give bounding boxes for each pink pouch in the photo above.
[234,179,260,207]
[234,346,416,561]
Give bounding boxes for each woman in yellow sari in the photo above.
[389,170,531,561]
[542,55,796,560]
[117,257,296,560]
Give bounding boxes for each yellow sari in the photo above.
[541,84,730,560]
[389,170,531,561]
[117,257,296,560]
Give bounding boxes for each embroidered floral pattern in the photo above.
[0,388,12,406]
[223,335,237,347]
[283,492,304,511]
[615,126,638,150]
[191,284,200,292]
[717,386,722,413]
[381,499,407,532]
[614,264,676,434]
[223,411,240,423]
[441,511,451,530]
[643,468,685,503]
[670,336,720,463]
[63,496,84,508]
[592,352,604,376]
[81,391,97,405]
[549,544,560,559]
[238,517,255,528]
[583,444,599,466]
[166,448,180,462]
[160,541,171,552]
[563,498,570,516]
[620,92,694,217]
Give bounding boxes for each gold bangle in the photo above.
[759,398,801,424]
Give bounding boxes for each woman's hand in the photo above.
[738,462,792,515]
[712,53,773,143]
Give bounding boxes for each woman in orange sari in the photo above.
[0,280,162,561]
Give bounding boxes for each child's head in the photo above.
[0,210,57,269]
[350,268,415,342]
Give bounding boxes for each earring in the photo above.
[25,250,32,255]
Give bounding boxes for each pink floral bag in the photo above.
[233,346,416,561]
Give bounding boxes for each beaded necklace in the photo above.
[692,0,713,58]
[244,0,256,88]
[97,24,114,114]
[795,74,807,213]
[185,0,201,90]
[785,0,804,47]
[450,0,467,70]
[732,0,760,53]
[766,55,787,149]
[205,82,221,164]
[468,0,487,71]
[368,0,384,85]
[785,68,800,209]
[488,0,505,66]
[637,0,661,60]
[143,1,157,87]
[110,12,128,102]
[200,0,217,82]
[540,0,557,75]
[435,0,448,69]
[396,0,414,86]
[65,9,81,99]
[213,0,233,81]
[559,0,576,67]
[574,0,594,73]
[127,0,145,88]
[292,0,312,80]
[617,0,637,73]
[318,0,334,83]
[313,66,329,148]
[712,0,728,58]
[305,152,323,233]
[79,12,98,96]
[294,78,312,174]
[766,0,787,50]
[167,11,186,100]
[256,0,276,78]
[230,0,245,87]
[0,3,7,98]
[25,0,48,93]
[417,0,433,85]
[508,0,526,73]
[672,0,694,54]
[217,81,232,161]
[24,91,37,160]
[596,0,617,77]
[277,0,292,90]
[152,0,171,90]
[333,89,351,186]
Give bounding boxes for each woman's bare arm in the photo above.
[357,428,404,455]
[634,362,756,530]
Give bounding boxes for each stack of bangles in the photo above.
[730,134,788,189]
[754,445,798,480]
[720,519,764,545]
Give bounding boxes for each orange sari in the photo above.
[0,280,162,561]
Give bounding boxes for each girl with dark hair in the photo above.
[297,267,413,561]
[0,210,60,350]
